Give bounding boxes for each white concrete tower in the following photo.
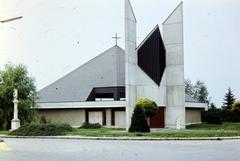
[125,0,137,129]
[163,2,186,129]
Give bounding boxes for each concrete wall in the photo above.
[89,111,102,125]
[115,111,126,128]
[136,67,167,106]
[106,109,112,127]
[125,0,137,129]
[38,108,126,128]
[163,2,185,129]
[38,109,85,128]
[38,107,200,128]
[185,108,202,124]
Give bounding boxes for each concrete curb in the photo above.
[1,135,240,141]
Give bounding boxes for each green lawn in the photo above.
[66,129,240,138]
[1,123,240,138]
[66,125,240,138]
[186,122,240,130]
[0,131,9,135]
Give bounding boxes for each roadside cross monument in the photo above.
[11,89,20,131]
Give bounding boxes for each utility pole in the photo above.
[0,16,23,23]
[0,16,23,131]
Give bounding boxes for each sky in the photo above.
[0,0,240,107]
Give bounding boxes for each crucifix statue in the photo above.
[11,88,20,131]
[13,89,18,99]
[112,33,121,46]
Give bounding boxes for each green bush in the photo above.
[135,98,158,117]
[221,110,240,122]
[81,122,101,129]
[129,107,150,133]
[9,123,73,136]
[203,108,240,123]
[232,101,240,112]
[204,111,222,124]
[39,116,50,124]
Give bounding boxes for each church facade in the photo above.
[36,1,207,129]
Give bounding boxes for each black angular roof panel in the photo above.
[137,26,166,85]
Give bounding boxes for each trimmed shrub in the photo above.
[9,123,73,136]
[135,98,158,117]
[204,111,222,124]
[221,110,240,122]
[129,107,150,133]
[202,108,220,122]
[203,108,240,123]
[81,122,101,129]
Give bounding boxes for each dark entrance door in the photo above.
[150,108,165,128]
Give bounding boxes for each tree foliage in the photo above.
[209,103,217,111]
[185,79,194,97]
[185,79,209,104]
[129,107,150,133]
[204,111,222,124]
[222,87,236,110]
[135,98,158,117]
[231,101,240,112]
[0,63,38,130]
[194,80,209,103]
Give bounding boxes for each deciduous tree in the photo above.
[185,79,209,104]
[0,63,37,130]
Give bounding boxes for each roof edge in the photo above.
[38,45,124,93]
[125,0,137,23]
[136,25,159,50]
[162,1,183,25]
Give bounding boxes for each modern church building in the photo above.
[36,1,207,129]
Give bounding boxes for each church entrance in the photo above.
[150,108,165,128]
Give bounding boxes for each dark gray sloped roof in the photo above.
[37,45,125,103]
[37,45,199,103]
[185,94,199,103]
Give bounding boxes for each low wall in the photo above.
[38,108,126,128]
[38,109,85,127]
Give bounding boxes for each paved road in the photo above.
[0,138,239,161]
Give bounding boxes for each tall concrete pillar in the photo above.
[163,2,185,129]
[125,0,137,129]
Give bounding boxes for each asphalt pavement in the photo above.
[0,138,239,161]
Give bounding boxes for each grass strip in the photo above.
[186,122,240,130]
[66,128,240,138]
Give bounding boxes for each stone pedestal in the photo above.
[11,119,20,131]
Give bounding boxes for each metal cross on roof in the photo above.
[112,33,121,46]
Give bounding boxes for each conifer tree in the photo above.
[223,87,236,110]
[129,107,150,133]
